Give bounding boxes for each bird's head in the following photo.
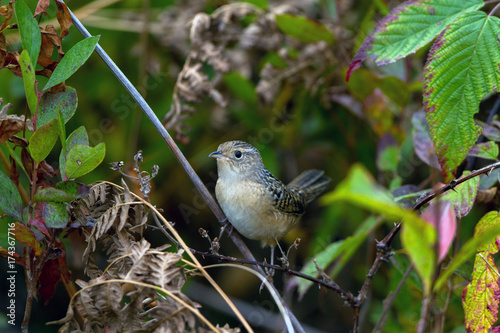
[209,141,264,178]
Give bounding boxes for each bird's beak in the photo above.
[209,150,224,158]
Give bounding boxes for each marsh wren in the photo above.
[209,141,330,264]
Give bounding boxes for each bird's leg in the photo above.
[217,219,233,240]
[260,246,275,293]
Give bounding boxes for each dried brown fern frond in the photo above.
[49,275,202,332]
[53,178,239,332]
[69,180,148,276]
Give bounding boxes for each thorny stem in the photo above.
[350,161,500,331]
[64,4,306,332]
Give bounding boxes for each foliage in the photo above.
[2,0,500,332]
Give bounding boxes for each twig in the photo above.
[371,263,414,333]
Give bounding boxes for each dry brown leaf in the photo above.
[34,0,50,17]
[55,0,72,38]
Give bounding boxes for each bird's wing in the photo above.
[261,169,305,215]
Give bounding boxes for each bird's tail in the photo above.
[288,169,331,204]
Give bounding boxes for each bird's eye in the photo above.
[235,150,242,158]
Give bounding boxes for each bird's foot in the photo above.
[218,220,233,240]
[260,259,275,293]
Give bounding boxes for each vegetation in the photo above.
[1,0,500,332]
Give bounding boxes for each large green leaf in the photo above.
[423,12,500,180]
[19,50,37,116]
[0,169,23,221]
[15,0,41,68]
[43,36,100,91]
[347,0,483,80]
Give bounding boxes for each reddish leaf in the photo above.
[29,217,50,238]
[12,222,43,256]
[9,156,18,186]
[421,200,456,262]
[34,0,50,17]
[55,1,71,38]
[0,119,25,144]
[38,256,62,303]
[412,111,440,169]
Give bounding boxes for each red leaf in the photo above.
[38,257,60,303]
[421,200,456,262]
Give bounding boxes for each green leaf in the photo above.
[223,72,257,105]
[434,211,500,291]
[55,181,89,199]
[37,87,78,128]
[321,163,417,222]
[401,210,437,295]
[29,118,59,164]
[468,142,499,160]
[0,169,23,221]
[474,211,500,254]
[15,0,41,68]
[347,0,483,80]
[439,171,479,218]
[463,253,500,333]
[34,187,75,203]
[241,0,267,9]
[424,12,500,180]
[60,126,89,179]
[377,145,399,172]
[19,50,37,116]
[42,202,69,228]
[43,36,100,91]
[275,14,335,44]
[65,143,105,179]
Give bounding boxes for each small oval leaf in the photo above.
[29,118,60,164]
[65,143,105,179]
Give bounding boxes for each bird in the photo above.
[209,140,331,265]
